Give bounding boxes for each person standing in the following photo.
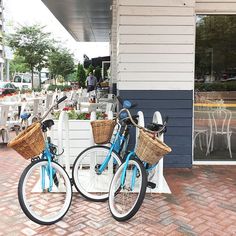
[86,72,97,92]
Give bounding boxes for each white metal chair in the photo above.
[207,109,232,158]
[0,106,10,143]
[194,111,211,155]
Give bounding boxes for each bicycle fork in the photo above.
[121,151,137,191]
[41,146,54,192]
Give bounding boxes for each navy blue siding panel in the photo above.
[119,90,193,168]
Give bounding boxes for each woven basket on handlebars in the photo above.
[91,120,116,144]
[136,129,172,165]
[7,122,45,160]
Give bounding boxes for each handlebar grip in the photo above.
[116,96,123,105]
[130,103,137,109]
[57,96,67,104]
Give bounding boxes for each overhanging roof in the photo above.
[42,0,112,42]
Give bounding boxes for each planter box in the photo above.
[51,119,94,165]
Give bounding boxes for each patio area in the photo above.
[0,145,236,236]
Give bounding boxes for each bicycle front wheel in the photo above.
[72,145,122,202]
[109,157,147,221]
[18,160,72,225]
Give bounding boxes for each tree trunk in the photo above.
[31,67,34,89]
[38,70,41,89]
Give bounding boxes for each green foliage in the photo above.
[53,110,106,120]
[94,66,102,82]
[196,16,236,80]
[47,84,72,91]
[66,71,77,82]
[76,64,86,87]
[9,55,30,78]
[195,82,236,91]
[7,25,53,88]
[48,47,75,81]
[87,64,94,76]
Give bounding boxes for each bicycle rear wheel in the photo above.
[72,145,122,202]
[109,157,147,221]
[18,160,72,225]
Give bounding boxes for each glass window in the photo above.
[22,76,31,83]
[194,15,236,161]
[14,76,22,83]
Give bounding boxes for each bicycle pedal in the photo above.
[147,181,156,189]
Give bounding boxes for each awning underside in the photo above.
[42,0,112,42]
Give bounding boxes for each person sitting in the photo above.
[86,72,97,92]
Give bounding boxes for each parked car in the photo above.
[0,82,18,95]
[12,74,32,90]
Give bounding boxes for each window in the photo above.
[14,76,22,83]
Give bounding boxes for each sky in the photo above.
[4,0,110,63]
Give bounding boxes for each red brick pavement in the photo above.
[0,145,236,236]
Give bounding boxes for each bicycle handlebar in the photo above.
[117,108,167,134]
[39,95,68,122]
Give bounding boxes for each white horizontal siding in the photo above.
[118,54,194,63]
[120,35,194,44]
[116,0,195,91]
[119,0,195,7]
[196,1,236,13]
[119,25,194,35]
[119,44,194,54]
[119,6,194,16]
[118,72,194,81]
[117,81,194,90]
[118,63,193,72]
[120,16,195,26]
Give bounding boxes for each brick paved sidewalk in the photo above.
[0,145,236,236]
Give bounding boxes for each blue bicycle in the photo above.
[108,108,170,221]
[72,97,138,202]
[17,96,73,225]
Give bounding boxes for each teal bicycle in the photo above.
[16,96,73,225]
[108,108,171,221]
[72,97,138,202]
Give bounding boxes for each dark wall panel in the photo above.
[119,90,193,168]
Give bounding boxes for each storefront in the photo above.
[42,0,236,167]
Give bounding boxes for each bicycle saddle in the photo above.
[42,119,55,132]
[146,122,167,133]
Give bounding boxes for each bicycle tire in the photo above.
[109,157,147,221]
[18,159,72,225]
[72,145,122,202]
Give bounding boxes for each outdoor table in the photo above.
[79,102,104,112]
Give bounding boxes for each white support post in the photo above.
[151,112,171,193]
[58,111,70,175]
[135,111,145,148]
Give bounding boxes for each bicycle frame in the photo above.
[120,151,158,191]
[97,122,128,174]
[41,141,54,192]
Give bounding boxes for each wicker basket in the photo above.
[91,120,116,144]
[136,129,172,165]
[7,122,45,159]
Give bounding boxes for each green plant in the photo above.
[53,110,107,120]
[195,82,236,91]
[47,84,72,91]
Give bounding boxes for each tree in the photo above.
[9,55,30,79]
[76,63,86,87]
[87,64,94,76]
[7,25,53,88]
[196,15,236,81]
[48,47,75,84]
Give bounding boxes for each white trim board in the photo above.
[193,161,236,165]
